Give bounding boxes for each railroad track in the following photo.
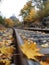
[13,28,49,65]
[13,28,41,65]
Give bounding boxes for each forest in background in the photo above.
[0,0,49,28]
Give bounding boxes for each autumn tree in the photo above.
[20,1,32,22]
[20,1,37,24]
[4,19,15,27]
[20,0,49,27]
[20,0,42,23]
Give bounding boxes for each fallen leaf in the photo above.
[20,40,44,61]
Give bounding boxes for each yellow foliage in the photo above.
[24,15,34,22]
[23,5,29,10]
[24,8,37,22]
[23,1,32,10]
[4,19,14,27]
[20,1,37,22]
[29,8,36,17]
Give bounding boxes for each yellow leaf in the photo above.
[0,46,15,59]
[20,40,44,61]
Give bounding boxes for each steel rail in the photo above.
[12,28,41,65]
